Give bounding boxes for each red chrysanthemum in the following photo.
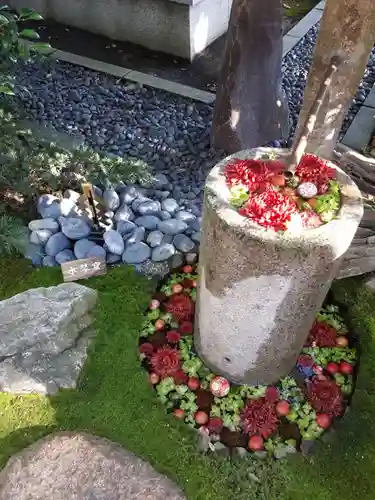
[151,346,181,378]
[240,397,279,438]
[265,386,279,403]
[296,154,335,194]
[306,321,337,347]
[208,417,224,433]
[179,321,193,335]
[164,293,194,322]
[166,330,181,344]
[298,354,314,367]
[306,378,343,417]
[239,190,297,231]
[224,159,269,193]
[173,370,189,385]
[139,343,154,356]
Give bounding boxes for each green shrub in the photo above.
[0,211,28,256]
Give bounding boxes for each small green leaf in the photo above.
[0,13,9,25]
[19,29,40,39]
[19,8,43,21]
[0,85,14,95]
[29,42,52,52]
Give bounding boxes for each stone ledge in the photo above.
[342,105,375,151]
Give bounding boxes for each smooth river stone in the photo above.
[195,148,363,386]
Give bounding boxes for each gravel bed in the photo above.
[11,22,375,274]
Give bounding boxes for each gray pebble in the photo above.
[103,229,124,255]
[74,238,97,259]
[146,230,164,247]
[45,232,70,256]
[60,217,91,240]
[153,173,169,188]
[176,210,197,223]
[161,198,179,214]
[28,218,59,233]
[55,249,76,264]
[86,244,106,258]
[173,234,195,252]
[114,204,134,222]
[30,229,52,245]
[134,215,160,230]
[122,242,151,264]
[103,188,120,211]
[158,219,188,235]
[127,226,146,245]
[158,210,172,220]
[106,252,122,264]
[117,220,136,235]
[152,243,175,262]
[137,199,161,215]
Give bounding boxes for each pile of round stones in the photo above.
[26,174,200,276]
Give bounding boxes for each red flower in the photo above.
[224,159,269,193]
[179,321,193,335]
[173,370,189,385]
[208,417,224,433]
[139,343,154,356]
[239,190,297,231]
[296,154,335,195]
[151,346,181,378]
[166,330,181,344]
[164,293,194,322]
[306,321,337,347]
[240,397,279,439]
[298,354,314,367]
[265,386,279,403]
[306,378,343,416]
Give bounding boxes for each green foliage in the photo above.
[0,210,28,255]
[229,185,249,208]
[314,180,341,222]
[0,5,51,95]
[0,108,151,200]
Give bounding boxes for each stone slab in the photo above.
[0,432,186,500]
[364,83,375,108]
[342,106,375,151]
[282,34,300,57]
[287,7,322,38]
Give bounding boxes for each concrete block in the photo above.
[287,7,322,38]
[342,105,375,151]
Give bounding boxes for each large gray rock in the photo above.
[158,219,188,235]
[60,217,91,240]
[37,195,62,220]
[122,242,151,264]
[0,433,186,500]
[0,284,97,394]
[211,0,288,152]
[196,148,363,386]
[45,232,70,257]
[103,229,124,255]
[28,218,59,233]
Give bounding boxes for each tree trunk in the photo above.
[295,0,375,159]
[211,0,289,153]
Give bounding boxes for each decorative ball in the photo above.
[297,182,318,199]
[210,376,230,397]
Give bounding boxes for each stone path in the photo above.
[0,432,186,500]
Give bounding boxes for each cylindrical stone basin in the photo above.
[194,148,363,386]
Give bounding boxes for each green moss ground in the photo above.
[0,258,375,499]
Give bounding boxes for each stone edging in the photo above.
[342,84,375,152]
[41,2,325,103]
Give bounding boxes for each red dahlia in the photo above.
[164,293,194,322]
[179,321,193,335]
[139,343,154,356]
[166,330,181,344]
[239,190,297,231]
[296,154,335,194]
[151,346,181,378]
[306,378,343,417]
[306,321,337,347]
[240,397,279,439]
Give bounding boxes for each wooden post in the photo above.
[295,0,375,159]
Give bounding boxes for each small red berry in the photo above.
[248,435,264,451]
[173,409,185,419]
[183,265,193,273]
[187,377,200,391]
[336,336,349,347]
[276,400,290,416]
[339,361,353,375]
[194,411,209,425]
[155,319,165,331]
[316,413,331,429]
[149,299,160,310]
[149,372,160,385]
[326,362,339,375]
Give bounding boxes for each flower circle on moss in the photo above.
[210,376,230,397]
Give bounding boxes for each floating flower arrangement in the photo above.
[139,265,358,458]
[225,154,341,232]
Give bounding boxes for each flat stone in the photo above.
[122,242,151,264]
[73,239,97,259]
[28,218,59,233]
[55,249,76,264]
[134,215,161,230]
[152,243,175,262]
[161,198,179,214]
[114,204,134,222]
[0,433,186,500]
[134,260,170,278]
[153,173,169,188]
[158,219,188,235]
[45,232,71,257]
[103,188,120,211]
[30,229,53,246]
[103,229,125,255]
[173,234,195,252]
[60,217,91,240]
[147,230,164,247]
[159,210,172,220]
[60,198,79,217]
[185,252,198,265]
[37,194,62,220]
[42,256,57,267]
[0,284,97,394]
[117,220,136,235]
[137,200,161,215]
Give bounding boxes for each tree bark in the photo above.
[211,0,289,153]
